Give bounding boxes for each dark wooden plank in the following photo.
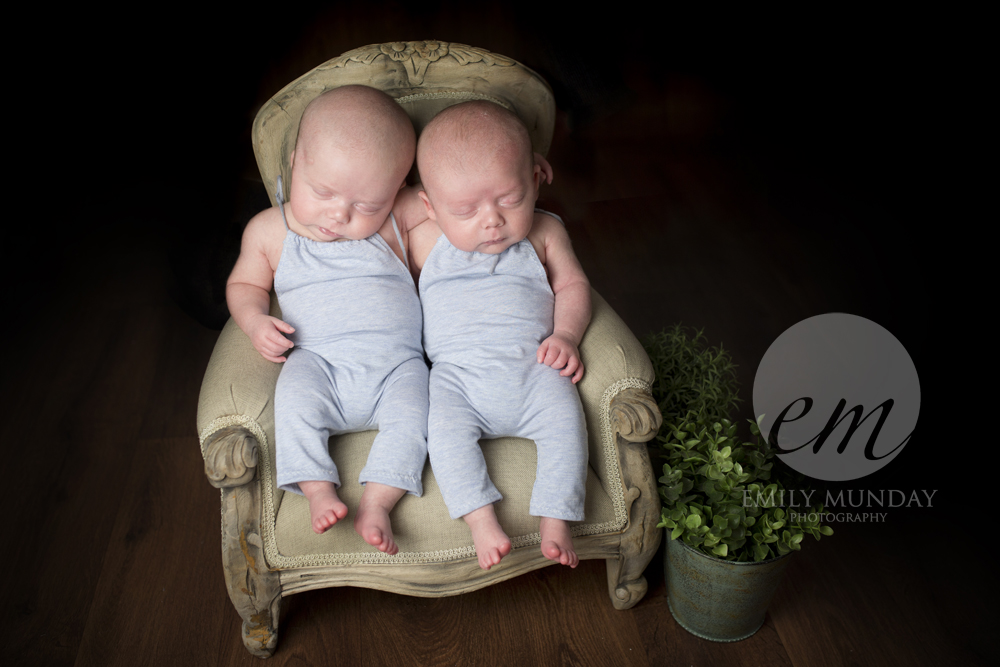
[72,436,236,667]
[358,560,650,667]
[268,559,651,666]
[771,521,995,667]
[3,284,167,665]
[258,587,364,667]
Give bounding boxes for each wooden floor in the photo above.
[7,6,987,666]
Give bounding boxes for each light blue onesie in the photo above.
[273,204,429,497]
[420,228,588,521]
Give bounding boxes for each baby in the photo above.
[226,86,428,555]
[397,101,592,570]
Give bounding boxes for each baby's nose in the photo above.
[483,208,505,228]
[327,200,349,222]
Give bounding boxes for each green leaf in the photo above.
[645,327,832,562]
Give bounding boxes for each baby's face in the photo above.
[289,142,405,242]
[423,152,541,254]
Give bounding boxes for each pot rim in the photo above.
[669,534,793,567]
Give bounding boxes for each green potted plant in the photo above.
[644,326,833,642]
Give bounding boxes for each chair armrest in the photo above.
[204,426,260,488]
[197,294,283,477]
[576,289,659,491]
[578,289,655,400]
[610,388,662,444]
[577,289,662,603]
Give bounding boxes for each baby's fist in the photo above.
[249,315,295,363]
[537,334,584,384]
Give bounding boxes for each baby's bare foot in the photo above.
[464,504,512,570]
[540,517,579,568]
[354,482,406,555]
[299,480,349,534]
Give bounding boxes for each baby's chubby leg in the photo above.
[517,364,587,567]
[275,349,350,535]
[298,480,349,534]
[356,357,431,555]
[427,364,508,569]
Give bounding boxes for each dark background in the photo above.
[8,4,981,663]
[47,4,939,500]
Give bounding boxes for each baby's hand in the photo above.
[248,314,295,363]
[537,333,584,384]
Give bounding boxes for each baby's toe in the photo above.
[541,542,561,561]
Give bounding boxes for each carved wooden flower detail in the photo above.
[415,40,449,62]
[318,40,515,85]
[380,42,416,61]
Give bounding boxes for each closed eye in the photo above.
[499,191,526,207]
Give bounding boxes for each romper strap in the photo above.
[276,175,289,229]
[390,212,407,265]
[534,207,565,226]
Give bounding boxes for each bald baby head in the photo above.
[417,101,533,189]
[295,85,415,181]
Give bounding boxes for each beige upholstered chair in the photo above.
[197,41,663,658]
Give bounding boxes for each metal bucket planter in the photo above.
[665,536,792,642]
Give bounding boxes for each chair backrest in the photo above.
[252,40,556,207]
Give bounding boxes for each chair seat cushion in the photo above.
[273,430,617,566]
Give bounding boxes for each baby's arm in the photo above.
[393,185,441,276]
[226,210,296,363]
[392,185,431,234]
[532,214,591,383]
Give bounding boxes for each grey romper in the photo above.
[273,206,429,497]
[420,230,588,521]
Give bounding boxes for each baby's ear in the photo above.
[533,152,553,185]
[289,150,295,169]
[417,189,437,220]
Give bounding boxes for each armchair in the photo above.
[197,41,662,658]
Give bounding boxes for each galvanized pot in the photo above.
[665,536,792,642]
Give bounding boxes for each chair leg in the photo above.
[221,477,281,657]
[605,481,661,610]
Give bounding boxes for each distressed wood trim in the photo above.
[610,387,663,444]
[213,427,282,658]
[605,387,663,610]
[278,533,623,597]
[204,426,260,489]
[254,40,555,209]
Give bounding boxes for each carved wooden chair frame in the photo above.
[197,41,662,658]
